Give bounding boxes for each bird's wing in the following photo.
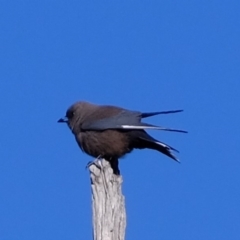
[141,109,183,118]
[81,110,140,130]
[81,110,187,133]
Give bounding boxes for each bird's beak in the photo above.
[58,117,68,123]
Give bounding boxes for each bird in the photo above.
[58,101,187,174]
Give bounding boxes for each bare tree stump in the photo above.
[89,159,126,240]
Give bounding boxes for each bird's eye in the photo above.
[66,110,75,119]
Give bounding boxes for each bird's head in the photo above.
[58,102,87,134]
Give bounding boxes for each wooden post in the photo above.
[89,159,126,240]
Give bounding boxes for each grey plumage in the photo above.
[58,101,187,174]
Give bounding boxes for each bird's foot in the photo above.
[86,156,103,170]
[86,157,120,175]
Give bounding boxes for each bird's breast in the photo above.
[75,130,132,159]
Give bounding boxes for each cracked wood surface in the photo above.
[89,159,126,240]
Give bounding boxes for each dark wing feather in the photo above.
[141,109,183,118]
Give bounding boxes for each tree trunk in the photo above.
[89,159,126,240]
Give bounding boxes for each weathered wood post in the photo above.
[88,159,126,240]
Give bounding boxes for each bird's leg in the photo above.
[108,157,120,175]
[86,155,103,170]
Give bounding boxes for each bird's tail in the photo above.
[132,131,179,162]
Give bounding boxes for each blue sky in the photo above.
[1,1,240,239]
